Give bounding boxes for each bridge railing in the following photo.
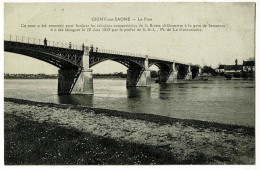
[90,46,176,62]
[90,46,147,58]
[4,34,196,66]
[4,34,83,50]
[91,46,176,63]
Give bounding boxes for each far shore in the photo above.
[4,97,255,165]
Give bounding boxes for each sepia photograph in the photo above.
[2,1,256,166]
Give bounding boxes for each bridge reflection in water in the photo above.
[4,34,201,95]
[58,86,152,107]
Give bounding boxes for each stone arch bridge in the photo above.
[4,34,201,95]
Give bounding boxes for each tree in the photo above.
[247,57,255,61]
[202,65,217,76]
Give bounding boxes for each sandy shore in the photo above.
[4,97,255,164]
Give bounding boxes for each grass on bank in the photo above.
[5,114,216,165]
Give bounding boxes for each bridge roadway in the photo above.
[4,34,201,95]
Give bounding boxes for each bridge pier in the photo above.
[166,61,178,83]
[158,69,170,83]
[166,71,178,83]
[72,46,94,94]
[58,69,79,95]
[137,70,151,86]
[193,67,203,80]
[58,46,94,95]
[158,63,178,84]
[185,65,192,80]
[71,69,93,94]
[126,55,151,87]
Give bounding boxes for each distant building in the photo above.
[223,65,243,74]
[243,60,255,72]
[215,65,225,73]
[216,59,255,76]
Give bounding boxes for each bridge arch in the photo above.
[191,67,200,79]
[4,41,83,69]
[89,57,144,69]
[148,62,173,84]
[176,65,199,79]
[5,35,199,95]
[90,59,128,73]
[89,53,145,69]
[4,52,60,72]
[4,51,59,74]
[176,65,189,79]
[148,61,172,71]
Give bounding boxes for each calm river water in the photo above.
[4,78,255,127]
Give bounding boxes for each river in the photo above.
[4,78,255,127]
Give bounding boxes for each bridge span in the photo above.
[4,34,201,95]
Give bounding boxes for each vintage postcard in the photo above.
[3,2,255,165]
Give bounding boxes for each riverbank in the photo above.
[4,97,255,165]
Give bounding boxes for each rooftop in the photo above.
[218,65,225,69]
[243,61,255,66]
[224,65,243,71]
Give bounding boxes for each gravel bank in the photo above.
[4,97,255,164]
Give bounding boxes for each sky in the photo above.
[4,2,255,74]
